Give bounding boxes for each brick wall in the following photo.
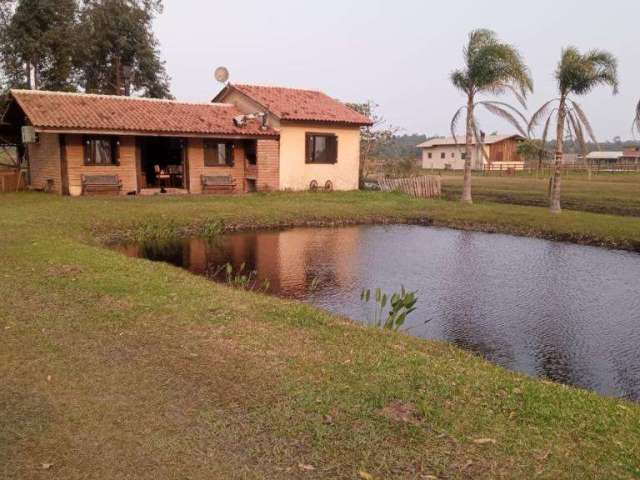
[64,135,138,196]
[187,138,247,194]
[256,139,279,191]
[27,133,62,192]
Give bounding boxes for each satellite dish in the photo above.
[214,66,229,84]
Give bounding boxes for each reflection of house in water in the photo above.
[127,227,362,299]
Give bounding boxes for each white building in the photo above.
[417,134,525,170]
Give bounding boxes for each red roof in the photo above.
[217,84,373,126]
[9,89,277,137]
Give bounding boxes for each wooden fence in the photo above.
[0,170,23,193]
[482,162,640,176]
[379,175,441,198]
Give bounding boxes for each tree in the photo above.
[634,100,640,137]
[0,0,78,91]
[529,47,618,213]
[75,0,171,97]
[450,29,533,204]
[516,138,548,175]
[346,101,398,187]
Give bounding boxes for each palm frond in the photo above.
[478,101,527,137]
[566,110,588,156]
[528,99,560,135]
[488,82,528,108]
[450,70,470,95]
[450,105,467,146]
[455,28,533,104]
[470,117,489,161]
[565,116,575,148]
[585,49,619,94]
[557,47,619,96]
[569,100,597,143]
[540,108,558,147]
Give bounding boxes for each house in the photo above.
[1,84,371,196]
[620,147,640,164]
[585,151,624,168]
[417,134,525,171]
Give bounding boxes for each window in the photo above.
[440,152,446,159]
[427,152,432,159]
[451,152,455,158]
[461,152,467,160]
[306,133,337,164]
[84,136,119,165]
[245,140,257,166]
[204,140,234,166]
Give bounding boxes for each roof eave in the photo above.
[32,126,279,139]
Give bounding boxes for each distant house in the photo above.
[585,151,624,167]
[417,134,525,171]
[585,149,640,170]
[1,84,371,196]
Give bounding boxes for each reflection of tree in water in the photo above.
[440,232,515,367]
[530,243,581,388]
[140,240,188,268]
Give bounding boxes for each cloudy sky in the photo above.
[156,0,640,140]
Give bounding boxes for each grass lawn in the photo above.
[441,173,640,217]
[2,192,640,479]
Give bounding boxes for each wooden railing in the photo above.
[379,175,441,198]
[482,162,640,176]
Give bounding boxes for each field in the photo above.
[441,172,640,217]
[2,191,640,479]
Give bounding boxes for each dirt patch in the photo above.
[379,400,423,426]
[46,264,84,277]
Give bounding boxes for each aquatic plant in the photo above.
[211,263,270,292]
[201,218,225,238]
[361,286,418,331]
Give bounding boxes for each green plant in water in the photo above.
[211,263,270,292]
[201,218,225,238]
[360,286,418,331]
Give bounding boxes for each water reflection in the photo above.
[118,225,640,401]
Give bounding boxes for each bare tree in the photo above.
[347,101,399,187]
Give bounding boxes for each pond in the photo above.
[118,225,640,401]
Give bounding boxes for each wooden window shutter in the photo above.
[113,137,120,165]
[305,134,312,163]
[226,143,234,166]
[329,135,338,163]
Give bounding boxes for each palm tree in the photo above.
[529,47,618,213]
[450,29,533,204]
[634,100,640,137]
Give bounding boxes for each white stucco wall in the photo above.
[278,122,360,191]
[421,145,489,170]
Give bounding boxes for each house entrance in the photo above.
[139,137,186,191]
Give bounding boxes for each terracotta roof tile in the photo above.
[226,84,373,125]
[9,89,277,137]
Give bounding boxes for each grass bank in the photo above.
[2,192,640,479]
[441,174,640,217]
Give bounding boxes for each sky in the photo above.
[155,0,640,140]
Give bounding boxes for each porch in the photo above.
[56,134,278,196]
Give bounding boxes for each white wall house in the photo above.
[418,134,525,170]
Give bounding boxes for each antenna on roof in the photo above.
[214,66,229,84]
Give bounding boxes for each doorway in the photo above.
[139,137,186,190]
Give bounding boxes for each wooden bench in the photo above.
[201,175,236,194]
[81,174,122,196]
